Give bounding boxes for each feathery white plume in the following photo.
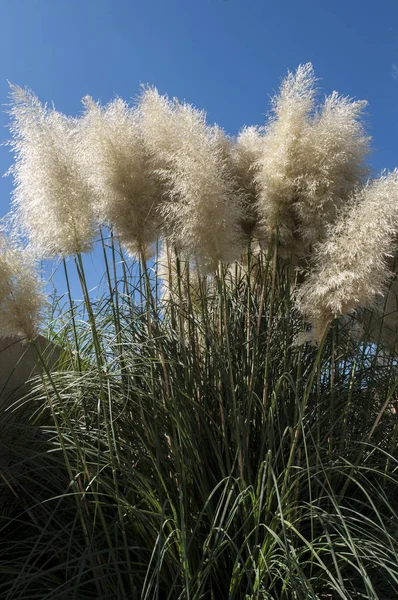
[295,91,370,248]
[296,171,398,344]
[0,230,44,340]
[255,64,370,254]
[81,97,162,258]
[8,85,96,257]
[256,63,316,248]
[138,88,243,270]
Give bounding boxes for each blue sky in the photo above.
[0,0,397,292]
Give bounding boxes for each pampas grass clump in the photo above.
[2,65,398,599]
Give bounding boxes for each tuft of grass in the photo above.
[1,234,398,599]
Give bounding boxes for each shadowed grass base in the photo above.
[1,243,398,599]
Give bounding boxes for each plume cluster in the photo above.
[295,172,398,344]
[138,88,243,270]
[7,67,371,266]
[0,231,44,340]
[6,65,398,348]
[256,63,317,248]
[81,97,162,258]
[8,86,96,257]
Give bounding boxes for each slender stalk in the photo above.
[74,252,129,597]
[282,321,331,497]
[263,236,278,409]
[63,259,82,373]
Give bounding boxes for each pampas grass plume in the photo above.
[256,63,316,248]
[295,91,370,248]
[296,171,398,344]
[0,231,44,340]
[255,64,370,255]
[8,85,96,257]
[138,87,243,270]
[81,96,162,258]
[232,126,264,238]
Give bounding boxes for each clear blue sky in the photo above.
[0,0,397,291]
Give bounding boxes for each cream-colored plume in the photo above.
[256,63,316,248]
[255,64,370,255]
[0,231,44,340]
[81,97,162,258]
[8,86,96,257]
[295,171,398,344]
[138,88,243,271]
[295,91,369,248]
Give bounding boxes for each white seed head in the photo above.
[8,85,96,258]
[81,96,163,258]
[296,171,398,343]
[294,91,370,248]
[255,64,370,255]
[256,63,317,247]
[0,231,45,340]
[138,88,243,271]
[231,126,264,238]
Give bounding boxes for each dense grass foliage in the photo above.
[1,239,398,599]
